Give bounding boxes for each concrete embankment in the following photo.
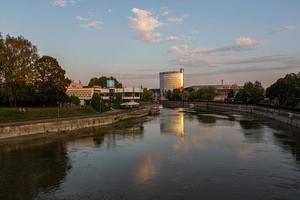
[162,101,300,128]
[0,107,150,140]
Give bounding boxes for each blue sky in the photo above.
[0,0,299,88]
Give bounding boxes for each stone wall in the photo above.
[162,101,300,128]
[0,108,149,140]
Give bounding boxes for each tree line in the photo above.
[0,34,70,107]
[166,72,300,109]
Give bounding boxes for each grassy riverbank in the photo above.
[0,106,99,124]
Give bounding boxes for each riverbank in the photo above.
[0,106,151,141]
[162,101,300,128]
[0,106,100,124]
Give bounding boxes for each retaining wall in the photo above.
[162,101,300,128]
[0,108,149,140]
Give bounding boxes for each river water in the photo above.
[0,108,300,200]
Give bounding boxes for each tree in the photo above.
[235,81,264,103]
[1,35,39,106]
[227,89,235,100]
[88,76,122,88]
[91,93,109,112]
[34,56,70,106]
[68,95,80,106]
[142,88,153,102]
[266,72,300,107]
[91,93,102,112]
[114,93,123,108]
[197,86,217,101]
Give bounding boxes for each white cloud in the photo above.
[165,35,180,41]
[52,0,77,7]
[74,15,102,30]
[74,15,88,21]
[81,20,101,29]
[235,37,260,46]
[168,16,185,24]
[107,9,113,13]
[159,7,169,16]
[129,8,163,43]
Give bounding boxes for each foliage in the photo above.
[142,88,153,102]
[91,93,109,112]
[0,34,70,107]
[235,81,264,103]
[68,95,80,106]
[197,86,217,101]
[88,76,122,88]
[266,72,300,107]
[114,93,123,108]
[227,89,235,100]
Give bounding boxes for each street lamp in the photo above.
[57,102,60,119]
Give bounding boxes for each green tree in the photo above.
[114,93,123,108]
[1,35,39,106]
[227,89,235,100]
[142,88,153,102]
[91,93,101,112]
[266,72,300,107]
[197,86,217,101]
[235,81,264,103]
[88,76,122,88]
[68,95,80,106]
[34,56,70,106]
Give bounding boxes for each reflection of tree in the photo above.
[239,120,262,130]
[197,115,216,124]
[0,142,71,200]
[272,127,300,163]
[92,122,144,149]
[239,120,264,143]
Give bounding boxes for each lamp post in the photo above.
[57,102,60,119]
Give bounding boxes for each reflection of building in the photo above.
[186,81,242,101]
[160,68,184,98]
[66,81,143,105]
[160,110,185,137]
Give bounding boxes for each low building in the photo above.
[186,82,242,101]
[66,81,143,105]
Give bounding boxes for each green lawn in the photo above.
[0,106,99,124]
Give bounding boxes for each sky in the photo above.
[0,0,300,88]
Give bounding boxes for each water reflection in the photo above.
[0,142,71,200]
[160,109,185,137]
[0,109,299,199]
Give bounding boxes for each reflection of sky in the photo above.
[1,108,300,199]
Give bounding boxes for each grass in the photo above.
[0,106,99,124]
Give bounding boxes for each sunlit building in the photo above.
[66,81,143,105]
[160,68,184,98]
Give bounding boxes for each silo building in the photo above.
[159,68,184,98]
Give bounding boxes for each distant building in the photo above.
[186,81,242,101]
[66,81,143,105]
[160,68,184,98]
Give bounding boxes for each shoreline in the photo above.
[0,106,151,141]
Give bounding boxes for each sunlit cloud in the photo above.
[51,0,77,7]
[129,8,163,43]
[74,15,102,30]
[168,16,185,24]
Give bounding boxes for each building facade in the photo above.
[66,81,143,105]
[160,68,184,98]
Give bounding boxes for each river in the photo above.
[0,108,299,200]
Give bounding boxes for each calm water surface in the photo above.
[0,108,300,200]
